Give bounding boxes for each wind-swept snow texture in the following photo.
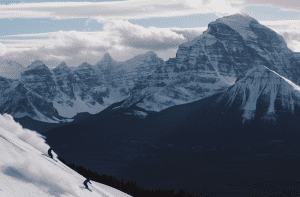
[0,113,131,197]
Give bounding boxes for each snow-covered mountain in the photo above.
[0,113,131,197]
[218,65,300,123]
[114,13,300,116]
[3,14,300,123]
[0,60,25,79]
[0,51,164,122]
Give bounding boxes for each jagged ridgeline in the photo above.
[0,52,164,123]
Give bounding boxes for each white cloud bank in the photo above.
[0,20,207,67]
[2,0,300,22]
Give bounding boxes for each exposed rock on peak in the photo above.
[78,62,93,69]
[26,60,47,70]
[95,53,118,70]
[57,62,68,69]
[21,60,57,100]
[144,51,157,57]
[102,53,113,61]
[130,51,157,60]
[216,13,258,25]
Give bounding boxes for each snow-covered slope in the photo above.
[218,65,300,122]
[0,113,131,197]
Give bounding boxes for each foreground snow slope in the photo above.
[0,113,131,197]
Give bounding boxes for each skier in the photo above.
[83,177,92,190]
[48,147,53,159]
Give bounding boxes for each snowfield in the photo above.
[0,113,131,197]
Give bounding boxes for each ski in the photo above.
[80,187,92,192]
[41,154,58,162]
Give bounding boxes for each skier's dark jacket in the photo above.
[83,178,91,187]
[48,148,53,157]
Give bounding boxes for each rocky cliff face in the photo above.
[0,76,63,123]
[0,51,164,122]
[21,60,58,100]
[115,13,300,114]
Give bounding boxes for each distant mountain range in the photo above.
[0,51,164,122]
[3,14,300,125]
[43,14,300,194]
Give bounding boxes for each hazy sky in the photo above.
[0,0,300,68]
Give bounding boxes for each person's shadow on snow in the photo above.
[80,186,92,192]
[1,166,70,196]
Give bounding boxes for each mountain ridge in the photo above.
[0,51,164,122]
[111,13,300,116]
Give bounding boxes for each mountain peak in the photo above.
[209,13,259,39]
[219,13,256,22]
[220,65,300,122]
[26,60,47,70]
[129,51,158,61]
[78,62,93,68]
[145,51,156,56]
[214,13,258,26]
[95,53,117,69]
[102,53,112,61]
[58,62,67,68]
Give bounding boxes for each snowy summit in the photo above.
[219,65,300,122]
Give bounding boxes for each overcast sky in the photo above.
[0,0,300,68]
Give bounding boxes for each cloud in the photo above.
[0,20,206,67]
[169,27,207,42]
[241,0,300,12]
[0,0,241,20]
[103,20,186,50]
[0,43,6,56]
